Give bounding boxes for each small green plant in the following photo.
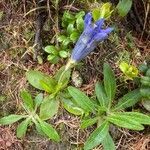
[119,62,150,111]
[67,63,150,150]
[44,11,85,64]
[0,91,60,141]
[138,63,150,111]
[25,66,71,120]
[119,61,139,80]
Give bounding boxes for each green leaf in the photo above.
[92,3,113,21]
[102,133,116,150]
[40,96,59,120]
[81,117,99,129]
[142,100,150,112]
[47,55,59,64]
[84,121,109,150]
[20,90,34,111]
[76,16,84,31]
[57,35,67,42]
[100,2,113,19]
[40,80,54,93]
[107,113,144,130]
[117,0,132,17]
[140,76,150,87]
[26,70,56,92]
[62,38,71,46]
[0,115,26,125]
[62,11,75,27]
[32,118,45,136]
[146,69,150,77]
[34,93,43,107]
[92,8,100,21]
[67,23,75,35]
[59,50,68,58]
[44,45,58,55]
[70,32,79,43]
[75,11,85,18]
[114,89,142,110]
[17,118,31,138]
[35,121,46,135]
[113,112,150,125]
[140,88,150,99]
[55,66,71,89]
[138,64,148,73]
[62,98,84,116]
[103,63,116,104]
[68,86,96,113]
[38,119,60,142]
[95,82,109,108]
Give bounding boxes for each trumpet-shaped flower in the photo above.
[71,12,113,62]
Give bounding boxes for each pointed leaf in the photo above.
[0,115,26,125]
[140,88,150,99]
[26,70,56,92]
[34,93,43,107]
[84,121,109,150]
[114,89,142,110]
[95,82,109,108]
[38,119,60,142]
[40,97,59,120]
[140,76,150,87]
[20,90,34,111]
[103,63,116,104]
[39,80,54,93]
[35,121,45,135]
[81,117,99,129]
[113,112,150,125]
[62,98,84,116]
[107,113,144,130]
[68,86,96,112]
[55,66,71,89]
[17,118,31,138]
[102,133,116,150]
[92,8,100,21]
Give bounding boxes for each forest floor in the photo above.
[0,0,150,150]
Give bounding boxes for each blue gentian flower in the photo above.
[71,12,113,62]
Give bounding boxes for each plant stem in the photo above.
[58,59,75,84]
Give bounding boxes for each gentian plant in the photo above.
[66,12,113,63]
[0,11,113,141]
[67,63,150,150]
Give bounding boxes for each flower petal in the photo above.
[95,18,104,28]
[93,33,108,42]
[101,27,114,34]
[84,12,92,28]
[70,13,113,62]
